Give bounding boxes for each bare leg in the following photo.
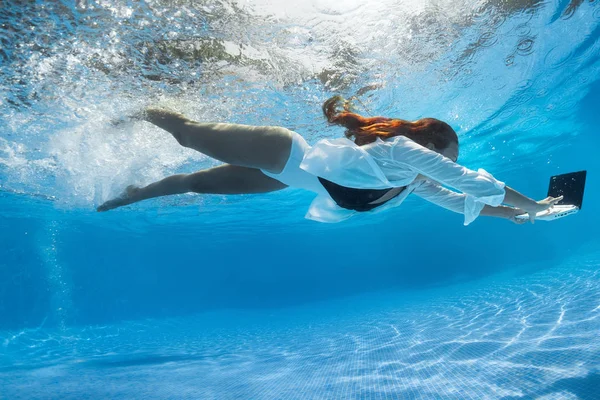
[142,108,293,174]
[97,165,287,212]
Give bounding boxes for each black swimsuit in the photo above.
[318,177,406,212]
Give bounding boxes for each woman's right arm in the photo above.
[503,186,563,222]
[389,137,562,222]
[412,180,527,225]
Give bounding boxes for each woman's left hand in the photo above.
[506,207,529,224]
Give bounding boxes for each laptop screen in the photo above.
[548,171,587,209]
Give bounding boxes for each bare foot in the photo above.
[110,107,181,127]
[97,185,140,212]
[109,110,148,127]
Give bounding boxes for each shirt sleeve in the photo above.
[386,137,506,208]
[411,181,487,225]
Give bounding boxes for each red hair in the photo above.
[323,96,458,154]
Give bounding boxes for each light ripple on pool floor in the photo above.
[1,254,599,399]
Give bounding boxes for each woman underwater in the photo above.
[98,96,562,224]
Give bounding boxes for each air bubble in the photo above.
[516,38,534,56]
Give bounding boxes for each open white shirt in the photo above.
[300,135,506,224]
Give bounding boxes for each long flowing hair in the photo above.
[323,96,459,155]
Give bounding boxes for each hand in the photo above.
[526,195,564,224]
[506,207,529,225]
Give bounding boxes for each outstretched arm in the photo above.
[502,186,562,222]
[479,204,527,224]
[412,181,530,224]
[389,139,562,222]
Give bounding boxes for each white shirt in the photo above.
[300,135,506,224]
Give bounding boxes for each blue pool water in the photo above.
[1,0,600,398]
